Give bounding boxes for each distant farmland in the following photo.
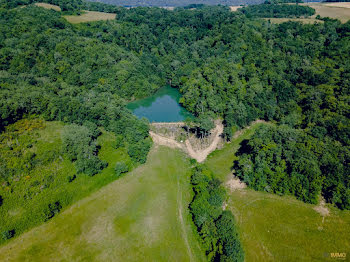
[64,11,116,24]
[303,2,350,23]
[87,0,265,7]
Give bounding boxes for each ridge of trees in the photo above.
[239,3,315,18]
[189,165,244,262]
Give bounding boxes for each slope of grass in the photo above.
[0,119,131,244]
[206,122,268,181]
[0,145,205,262]
[227,189,350,262]
[205,122,350,261]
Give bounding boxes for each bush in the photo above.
[43,201,62,221]
[114,161,129,177]
[66,174,76,183]
[189,166,244,261]
[0,195,3,207]
[1,230,15,240]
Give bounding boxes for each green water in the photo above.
[127,86,193,122]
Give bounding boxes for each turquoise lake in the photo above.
[127,86,193,122]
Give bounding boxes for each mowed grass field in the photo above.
[205,122,350,261]
[64,11,116,24]
[0,146,205,262]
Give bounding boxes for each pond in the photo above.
[126,86,193,122]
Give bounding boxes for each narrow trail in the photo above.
[177,179,194,262]
[149,131,183,149]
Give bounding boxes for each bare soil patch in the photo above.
[230,6,242,12]
[313,198,330,217]
[149,131,183,149]
[150,121,224,163]
[226,176,247,192]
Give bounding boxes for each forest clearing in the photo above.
[64,11,116,24]
[34,2,61,11]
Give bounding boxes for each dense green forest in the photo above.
[0,0,349,259]
[189,165,244,261]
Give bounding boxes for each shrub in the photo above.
[66,174,76,183]
[43,201,62,221]
[115,161,129,177]
[1,230,15,240]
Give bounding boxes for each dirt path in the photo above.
[150,122,224,163]
[177,179,194,262]
[185,122,224,163]
[150,120,268,163]
[149,131,183,149]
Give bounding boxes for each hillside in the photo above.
[0,146,205,261]
[87,0,265,7]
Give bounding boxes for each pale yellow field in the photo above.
[324,2,350,9]
[303,2,350,23]
[34,2,61,11]
[230,6,243,12]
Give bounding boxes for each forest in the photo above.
[0,0,349,260]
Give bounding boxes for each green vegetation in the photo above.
[234,124,350,208]
[205,126,350,262]
[0,119,132,244]
[227,189,350,262]
[0,146,206,262]
[239,3,315,18]
[206,122,269,181]
[189,165,244,261]
[0,0,349,259]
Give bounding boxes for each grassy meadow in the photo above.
[0,119,131,245]
[205,122,350,262]
[0,145,205,262]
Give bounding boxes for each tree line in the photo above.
[189,165,244,262]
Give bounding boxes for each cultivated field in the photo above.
[324,2,350,9]
[34,2,61,11]
[0,146,205,262]
[303,2,350,23]
[205,122,350,262]
[64,11,116,24]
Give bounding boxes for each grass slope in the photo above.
[0,146,205,262]
[0,120,131,244]
[205,122,350,261]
